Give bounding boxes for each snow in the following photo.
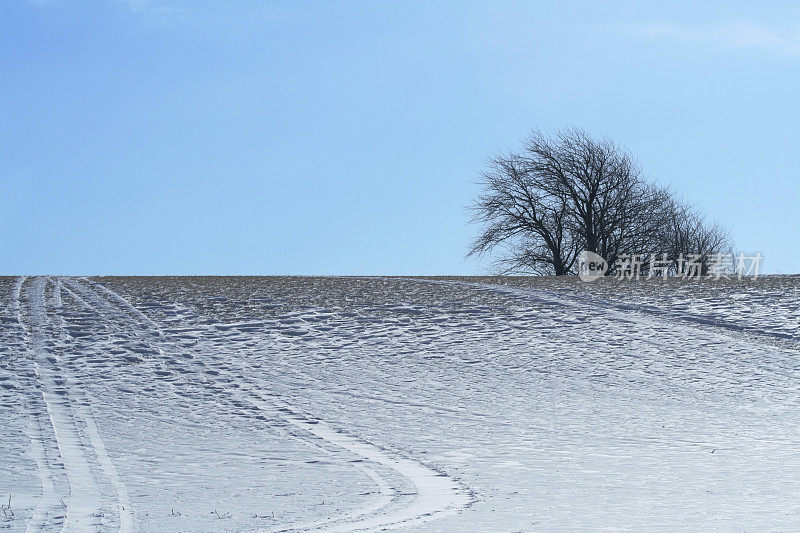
[1,275,799,531]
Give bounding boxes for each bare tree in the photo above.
[642,190,733,274]
[468,152,578,274]
[520,128,644,267]
[468,127,733,275]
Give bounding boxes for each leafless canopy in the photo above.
[468,128,732,275]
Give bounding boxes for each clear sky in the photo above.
[2,1,798,275]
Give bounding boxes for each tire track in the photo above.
[413,277,800,393]
[25,277,104,531]
[16,276,136,532]
[12,276,28,335]
[68,277,472,532]
[14,276,65,532]
[261,398,470,532]
[418,278,800,354]
[254,402,397,533]
[23,414,59,533]
[51,279,135,533]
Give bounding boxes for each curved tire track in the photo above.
[66,277,471,532]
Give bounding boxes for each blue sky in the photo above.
[2,1,798,275]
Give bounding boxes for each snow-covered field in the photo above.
[1,275,799,532]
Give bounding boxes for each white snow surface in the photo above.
[1,275,799,531]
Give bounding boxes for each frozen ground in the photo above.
[1,275,799,532]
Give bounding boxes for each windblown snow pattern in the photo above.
[1,275,799,531]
